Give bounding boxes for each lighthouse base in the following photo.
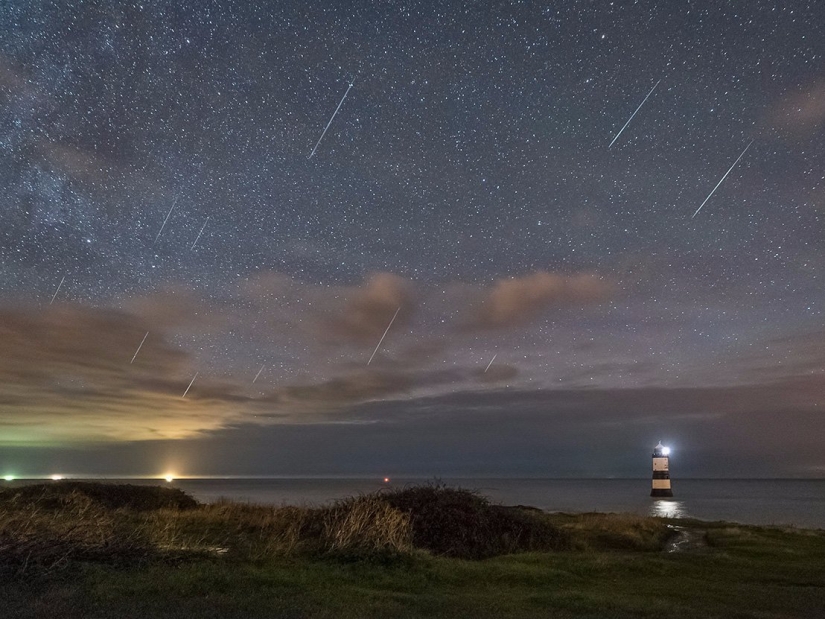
[650,488,673,498]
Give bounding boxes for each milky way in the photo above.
[1,1,824,477]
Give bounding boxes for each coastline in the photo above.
[8,477,824,529]
[1,481,824,618]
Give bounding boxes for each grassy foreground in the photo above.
[1,482,824,618]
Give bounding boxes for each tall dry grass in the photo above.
[0,489,152,574]
[322,495,412,554]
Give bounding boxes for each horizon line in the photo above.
[3,475,824,482]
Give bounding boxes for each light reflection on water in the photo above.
[650,499,685,519]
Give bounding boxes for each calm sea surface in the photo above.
[146,478,822,529]
[6,478,824,529]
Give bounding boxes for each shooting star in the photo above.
[154,199,177,244]
[252,365,265,383]
[308,80,354,159]
[484,354,498,373]
[692,139,754,219]
[130,331,149,364]
[49,275,65,305]
[182,372,199,398]
[367,306,400,366]
[609,79,661,148]
[191,217,209,249]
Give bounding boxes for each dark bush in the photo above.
[382,484,570,559]
[0,482,198,512]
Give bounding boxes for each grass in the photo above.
[550,512,676,552]
[1,482,824,618]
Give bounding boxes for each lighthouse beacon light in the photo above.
[650,441,673,498]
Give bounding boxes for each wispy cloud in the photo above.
[464,272,612,330]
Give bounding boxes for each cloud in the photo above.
[474,364,519,383]
[323,272,415,343]
[0,303,245,444]
[4,291,825,477]
[238,271,298,300]
[10,270,825,449]
[264,367,464,412]
[238,269,611,339]
[765,80,825,138]
[0,297,465,443]
[9,377,825,478]
[123,286,226,331]
[238,271,415,340]
[0,269,616,445]
[465,272,611,330]
[399,340,448,366]
[37,141,111,185]
[345,377,825,432]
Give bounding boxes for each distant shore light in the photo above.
[383,477,390,483]
[164,475,175,482]
[50,475,64,481]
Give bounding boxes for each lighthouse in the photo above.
[650,441,673,497]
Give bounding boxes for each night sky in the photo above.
[2,1,825,478]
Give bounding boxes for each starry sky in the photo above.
[1,0,825,478]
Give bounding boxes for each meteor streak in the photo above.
[154,199,177,244]
[609,79,661,148]
[308,81,353,159]
[484,354,497,373]
[367,306,400,366]
[191,217,209,249]
[49,276,65,305]
[182,372,198,398]
[130,331,149,364]
[692,139,754,219]
[253,365,265,383]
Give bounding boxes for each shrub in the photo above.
[382,484,570,559]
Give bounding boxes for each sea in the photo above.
[23,477,820,529]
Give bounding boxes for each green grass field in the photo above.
[2,482,823,618]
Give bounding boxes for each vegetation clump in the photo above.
[382,483,571,558]
[0,489,156,574]
[0,481,197,512]
[0,483,196,574]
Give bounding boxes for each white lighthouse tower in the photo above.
[650,441,673,497]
